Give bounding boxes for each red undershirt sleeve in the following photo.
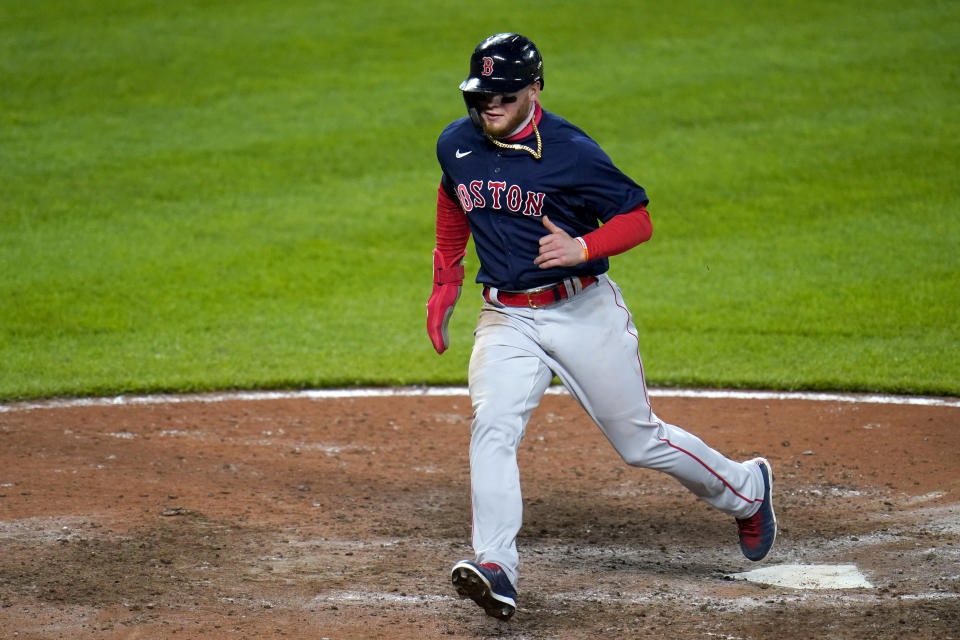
[435,183,471,263]
[580,204,652,260]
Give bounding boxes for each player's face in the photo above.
[475,83,540,138]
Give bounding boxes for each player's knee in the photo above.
[601,422,663,468]
[470,414,525,450]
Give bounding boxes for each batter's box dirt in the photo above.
[0,391,957,639]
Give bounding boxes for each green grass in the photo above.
[2,0,958,400]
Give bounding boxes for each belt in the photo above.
[483,276,598,309]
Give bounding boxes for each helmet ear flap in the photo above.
[462,92,486,130]
[467,105,483,130]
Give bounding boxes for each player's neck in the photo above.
[505,102,542,142]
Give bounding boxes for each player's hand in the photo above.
[427,249,465,354]
[534,216,586,269]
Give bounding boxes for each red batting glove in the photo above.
[426,248,466,354]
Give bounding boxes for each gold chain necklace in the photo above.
[486,118,542,159]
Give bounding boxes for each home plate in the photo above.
[729,564,872,589]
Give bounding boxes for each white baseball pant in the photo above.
[466,274,765,587]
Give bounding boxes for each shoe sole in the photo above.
[748,456,777,561]
[451,563,516,620]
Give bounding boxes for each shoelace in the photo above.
[737,513,761,536]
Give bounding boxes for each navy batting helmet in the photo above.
[460,33,544,94]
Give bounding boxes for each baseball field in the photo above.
[2,0,958,638]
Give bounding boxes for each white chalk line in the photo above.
[313,585,959,611]
[1,386,958,414]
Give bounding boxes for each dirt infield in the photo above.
[1,389,958,639]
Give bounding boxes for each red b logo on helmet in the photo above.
[481,57,494,76]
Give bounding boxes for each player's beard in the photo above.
[482,96,534,140]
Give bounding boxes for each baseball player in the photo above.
[427,33,776,621]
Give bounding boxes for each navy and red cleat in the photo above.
[736,457,777,561]
[451,560,517,620]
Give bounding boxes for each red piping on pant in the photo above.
[604,278,654,423]
[657,431,759,505]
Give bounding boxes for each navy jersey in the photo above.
[437,108,648,291]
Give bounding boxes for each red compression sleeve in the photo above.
[581,204,652,260]
[436,184,471,263]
